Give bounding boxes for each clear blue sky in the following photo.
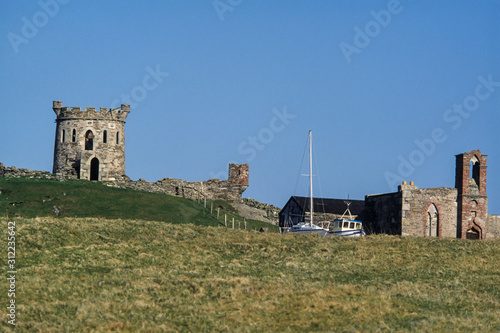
[1,1,499,213]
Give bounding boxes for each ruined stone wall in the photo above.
[0,163,55,179]
[52,101,129,181]
[486,215,500,239]
[108,163,249,203]
[242,198,281,218]
[400,185,457,238]
[364,192,402,235]
[365,184,458,238]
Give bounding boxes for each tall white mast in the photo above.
[309,130,313,227]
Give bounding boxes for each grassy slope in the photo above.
[1,217,499,332]
[0,177,277,231]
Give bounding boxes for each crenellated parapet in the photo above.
[52,101,130,123]
[52,100,129,181]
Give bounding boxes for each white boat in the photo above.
[282,131,365,237]
[282,131,329,236]
[287,222,329,236]
[329,201,366,237]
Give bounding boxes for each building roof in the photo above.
[284,196,365,216]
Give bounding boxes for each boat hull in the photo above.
[282,222,329,236]
[328,230,366,237]
[286,229,329,236]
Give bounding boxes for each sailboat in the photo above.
[282,131,330,236]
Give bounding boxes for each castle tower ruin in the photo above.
[52,101,130,181]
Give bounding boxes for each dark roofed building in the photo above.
[279,196,365,231]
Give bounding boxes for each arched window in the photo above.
[425,204,439,237]
[85,130,94,151]
[62,129,66,143]
[116,131,120,145]
[103,130,108,143]
[72,129,77,142]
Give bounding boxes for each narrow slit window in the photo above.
[62,129,66,143]
[470,157,480,186]
[103,130,108,143]
[72,129,76,142]
[116,131,120,144]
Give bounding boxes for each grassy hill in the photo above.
[1,217,499,331]
[0,177,277,231]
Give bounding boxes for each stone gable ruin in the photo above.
[364,149,499,239]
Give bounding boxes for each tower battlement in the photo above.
[53,101,130,122]
[52,100,129,181]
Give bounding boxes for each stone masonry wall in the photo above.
[486,215,500,239]
[455,150,488,239]
[364,192,402,235]
[0,163,56,179]
[108,163,249,203]
[52,101,129,181]
[400,185,457,238]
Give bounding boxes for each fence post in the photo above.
[224,214,227,227]
[232,218,234,229]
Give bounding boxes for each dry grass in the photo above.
[1,217,500,332]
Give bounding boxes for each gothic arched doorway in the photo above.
[465,221,481,239]
[466,226,480,240]
[90,157,99,181]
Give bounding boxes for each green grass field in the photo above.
[0,177,277,232]
[1,217,499,332]
[1,178,499,331]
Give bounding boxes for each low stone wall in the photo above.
[0,163,55,180]
[242,198,281,218]
[107,163,249,203]
[108,176,247,203]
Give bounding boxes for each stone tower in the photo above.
[455,150,488,239]
[52,101,130,181]
[228,163,249,186]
